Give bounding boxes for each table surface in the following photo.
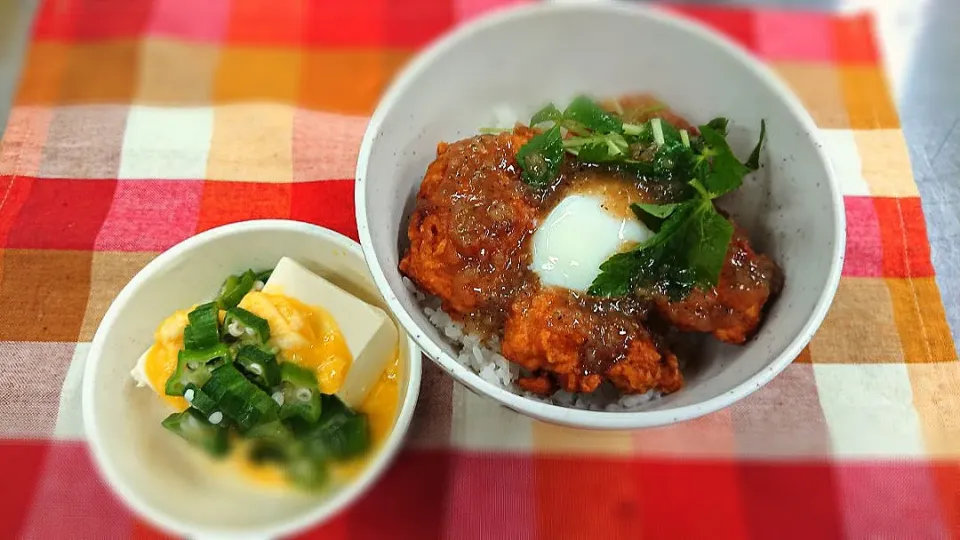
[0,0,955,348]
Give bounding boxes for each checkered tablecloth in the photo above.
[0,0,957,538]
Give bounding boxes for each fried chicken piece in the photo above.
[503,288,682,395]
[655,226,783,344]
[400,128,539,329]
[516,374,554,395]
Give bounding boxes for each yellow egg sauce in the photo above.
[142,291,401,491]
[238,291,352,394]
[143,309,191,411]
[222,356,402,489]
[361,351,400,442]
[223,440,289,488]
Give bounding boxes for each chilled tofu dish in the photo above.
[131,257,400,490]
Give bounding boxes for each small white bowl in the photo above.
[356,3,844,429]
[82,220,421,539]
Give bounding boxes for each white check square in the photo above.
[818,129,871,196]
[119,106,213,180]
[814,363,926,457]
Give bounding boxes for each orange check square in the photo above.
[79,251,157,341]
[59,41,139,104]
[15,42,69,105]
[0,249,92,341]
[300,49,412,115]
[840,65,900,129]
[214,47,302,104]
[808,277,905,363]
[887,277,956,363]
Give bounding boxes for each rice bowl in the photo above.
[356,3,844,429]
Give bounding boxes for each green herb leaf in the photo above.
[653,139,695,180]
[589,199,733,299]
[587,250,645,297]
[630,202,678,232]
[683,204,734,287]
[696,124,749,198]
[563,95,623,134]
[577,143,618,163]
[706,117,729,135]
[161,409,230,457]
[516,125,564,188]
[658,118,683,144]
[633,202,678,219]
[216,270,256,310]
[617,160,657,178]
[743,119,766,171]
[530,103,563,126]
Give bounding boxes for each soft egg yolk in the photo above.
[143,309,191,411]
[531,193,653,292]
[238,291,352,394]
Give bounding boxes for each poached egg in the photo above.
[530,193,653,292]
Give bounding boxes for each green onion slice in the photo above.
[161,408,229,457]
[164,344,230,396]
[235,345,280,390]
[203,364,279,432]
[278,363,322,423]
[224,307,271,344]
[183,302,220,350]
[216,270,257,310]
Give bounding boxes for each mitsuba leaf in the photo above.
[516,125,564,188]
[631,202,679,232]
[706,117,729,135]
[696,124,749,198]
[589,199,733,300]
[653,139,695,180]
[530,103,562,126]
[563,96,623,134]
[617,159,656,178]
[658,118,683,144]
[681,203,734,289]
[577,142,620,163]
[744,119,766,171]
[587,251,644,297]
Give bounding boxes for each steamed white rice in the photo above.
[403,277,659,411]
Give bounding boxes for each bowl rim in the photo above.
[81,219,423,539]
[355,2,845,429]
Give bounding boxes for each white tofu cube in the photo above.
[264,257,398,408]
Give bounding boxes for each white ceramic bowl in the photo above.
[82,220,421,539]
[356,3,844,429]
